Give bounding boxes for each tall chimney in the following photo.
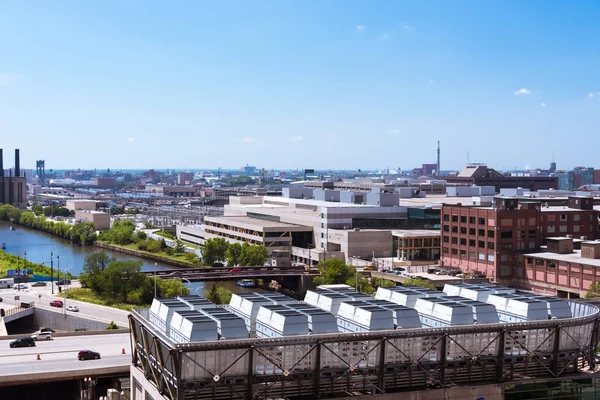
[0,149,3,177]
[436,141,440,177]
[14,149,20,177]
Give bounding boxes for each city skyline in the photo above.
[1,1,599,170]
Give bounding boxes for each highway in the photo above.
[0,284,130,327]
[0,333,131,386]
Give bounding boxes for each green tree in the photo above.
[313,258,356,286]
[371,277,396,289]
[202,238,229,266]
[100,219,135,245]
[402,277,436,290]
[239,243,270,266]
[80,251,115,290]
[155,278,189,297]
[106,321,119,330]
[585,282,600,299]
[71,222,97,245]
[183,252,200,264]
[32,204,43,216]
[135,231,147,241]
[225,242,242,266]
[174,240,185,254]
[100,260,145,303]
[205,283,232,305]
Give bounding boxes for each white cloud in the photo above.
[289,135,304,142]
[356,25,365,32]
[540,102,547,107]
[127,137,135,142]
[514,88,531,95]
[242,137,257,143]
[0,73,24,87]
[589,92,594,98]
[388,129,401,136]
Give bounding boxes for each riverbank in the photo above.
[0,250,74,278]
[94,241,204,268]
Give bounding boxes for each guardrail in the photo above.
[1,302,35,318]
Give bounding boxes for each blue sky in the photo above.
[1,0,599,171]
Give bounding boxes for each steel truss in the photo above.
[130,303,600,400]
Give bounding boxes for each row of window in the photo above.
[443,225,495,237]
[443,215,487,225]
[443,236,495,249]
[442,247,495,262]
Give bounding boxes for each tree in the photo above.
[110,206,124,215]
[585,283,600,299]
[80,251,114,290]
[402,277,436,290]
[205,283,232,305]
[202,238,229,266]
[71,222,97,245]
[239,243,270,266]
[174,240,186,254]
[313,258,356,286]
[155,278,189,298]
[100,219,135,245]
[100,260,145,303]
[32,204,43,216]
[225,242,242,266]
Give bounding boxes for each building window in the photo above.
[460,238,467,245]
[488,230,494,238]
[560,214,567,222]
[528,241,536,249]
[528,229,536,238]
[478,229,485,236]
[452,226,458,233]
[451,237,458,244]
[478,240,485,248]
[547,225,556,233]
[451,248,458,255]
[548,261,556,268]
[574,225,580,233]
[478,217,486,225]
[500,255,509,262]
[443,235,449,243]
[500,231,513,239]
[443,225,449,232]
[502,243,513,249]
[478,253,485,260]
[559,225,568,233]
[460,216,467,223]
[443,214,450,221]
[487,254,494,262]
[487,242,495,250]
[469,251,475,259]
[452,215,458,222]
[443,247,449,254]
[469,216,476,224]
[574,214,580,222]
[460,250,467,256]
[469,239,476,246]
[460,227,467,234]
[469,228,476,235]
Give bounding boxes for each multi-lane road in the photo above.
[0,333,131,386]
[0,283,130,327]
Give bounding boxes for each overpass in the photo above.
[143,265,318,282]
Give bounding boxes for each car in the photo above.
[0,296,3,302]
[228,268,242,273]
[78,350,101,361]
[13,283,28,290]
[31,282,47,287]
[57,279,71,286]
[10,337,36,348]
[66,305,79,312]
[50,300,63,308]
[471,274,486,279]
[40,328,56,334]
[32,332,53,341]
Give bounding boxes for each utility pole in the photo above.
[50,252,54,295]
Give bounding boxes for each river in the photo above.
[0,221,262,296]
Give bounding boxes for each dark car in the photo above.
[50,300,63,308]
[31,282,47,287]
[78,350,101,361]
[57,279,71,286]
[40,328,56,334]
[10,337,36,348]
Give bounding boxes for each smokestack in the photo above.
[436,141,440,177]
[0,149,3,177]
[14,149,20,177]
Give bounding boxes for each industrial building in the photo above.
[74,210,110,230]
[130,284,599,400]
[0,149,27,209]
[65,199,99,211]
[441,196,599,283]
[444,164,559,191]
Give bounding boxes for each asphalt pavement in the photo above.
[0,283,130,327]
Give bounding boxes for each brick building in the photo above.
[441,196,599,283]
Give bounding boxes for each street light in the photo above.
[63,266,72,313]
[181,278,191,296]
[50,252,54,295]
[154,262,158,298]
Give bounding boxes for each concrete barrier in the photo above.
[32,308,127,332]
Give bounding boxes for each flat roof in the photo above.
[392,229,440,238]
[205,215,313,232]
[523,249,600,267]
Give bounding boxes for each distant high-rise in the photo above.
[0,148,27,208]
[436,141,441,176]
[549,161,557,173]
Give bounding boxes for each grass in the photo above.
[0,250,75,278]
[120,243,203,266]
[153,231,176,240]
[57,287,146,312]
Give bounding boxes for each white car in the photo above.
[66,305,79,312]
[32,332,53,341]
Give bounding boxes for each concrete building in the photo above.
[177,172,194,185]
[65,199,98,211]
[74,210,110,230]
[441,196,599,283]
[393,229,441,262]
[94,177,116,188]
[0,149,27,209]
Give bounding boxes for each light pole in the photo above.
[63,266,72,313]
[50,252,54,295]
[57,255,60,291]
[181,278,191,296]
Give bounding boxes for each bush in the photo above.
[106,321,119,330]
